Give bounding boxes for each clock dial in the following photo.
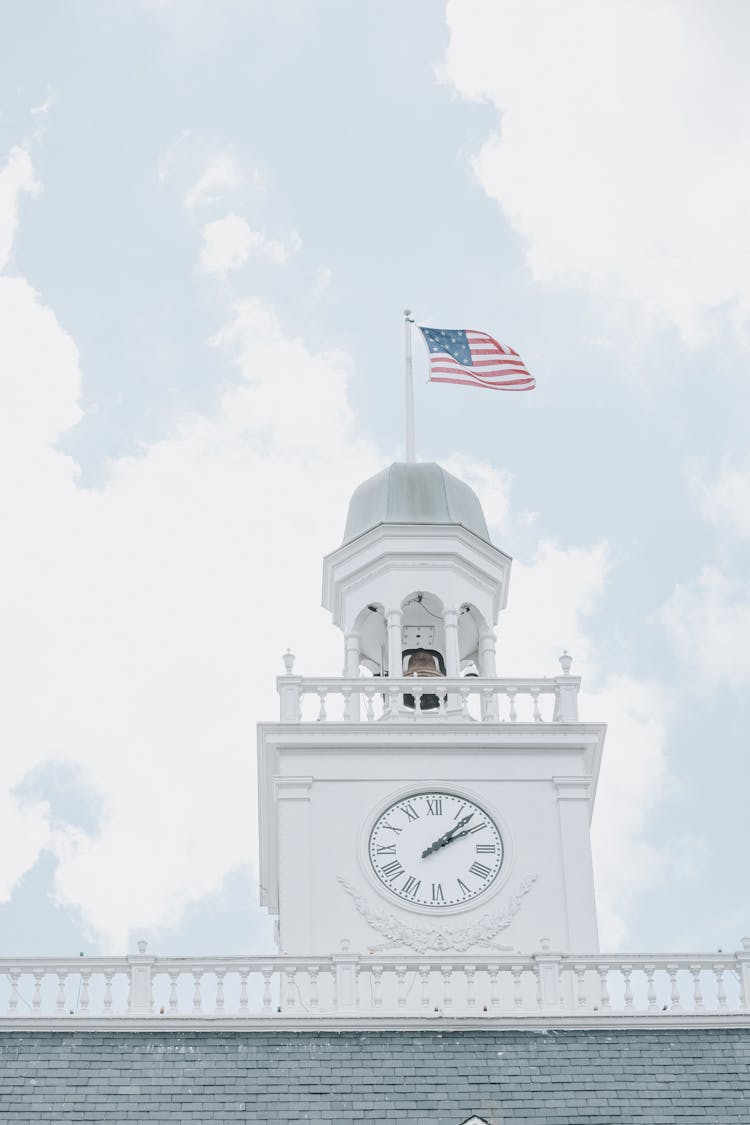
[368,791,503,908]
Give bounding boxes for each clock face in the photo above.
[368,791,503,909]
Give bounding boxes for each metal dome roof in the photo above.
[342,462,491,544]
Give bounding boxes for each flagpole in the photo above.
[404,309,416,462]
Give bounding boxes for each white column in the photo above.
[478,630,497,676]
[344,632,360,720]
[386,609,402,678]
[554,777,599,952]
[275,777,313,954]
[443,608,460,676]
[479,630,498,719]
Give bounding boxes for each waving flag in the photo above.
[418,326,536,391]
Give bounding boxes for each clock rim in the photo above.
[359,782,513,917]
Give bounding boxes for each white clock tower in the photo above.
[258,462,606,960]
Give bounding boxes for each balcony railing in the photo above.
[2,943,749,1025]
[277,671,581,724]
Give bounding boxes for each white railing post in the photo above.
[535,939,562,1009]
[739,938,750,1010]
[278,650,302,721]
[333,942,359,1013]
[554,651,580,721]
[128,940,154,1016]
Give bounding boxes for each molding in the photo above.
[274,777,314,800]
[553,777,591,801]
[2,1012,748,1032]
[337,874,536,953]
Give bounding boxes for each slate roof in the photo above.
[0,1027,747,1123]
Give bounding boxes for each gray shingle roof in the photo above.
[0,1028,747,1123]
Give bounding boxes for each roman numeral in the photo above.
[425,797,442,815]
[381,860,404,880]
[468,823,486,835]
[402,876,421,897]
[457,878,471,896]
[469,861,492,879]
[402,803,419,821]
[376,844,397,855]
[381,822,401,834]
[475,844,496,854]
[431,883,444,902]
[453,803,467,821]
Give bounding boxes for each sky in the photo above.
[1,0,749,959]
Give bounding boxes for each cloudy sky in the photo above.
[1,0,749,958]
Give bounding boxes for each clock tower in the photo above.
[257,462,606,959]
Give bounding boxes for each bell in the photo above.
[403,648,445,711]
[406,650,443,678]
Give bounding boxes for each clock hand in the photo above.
[421,813,474,858]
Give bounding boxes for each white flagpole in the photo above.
[404,309,416,462]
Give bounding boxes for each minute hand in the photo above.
[421,813,474,858]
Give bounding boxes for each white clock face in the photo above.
[368,791,503,908]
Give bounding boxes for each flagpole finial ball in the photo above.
[404,308,412,318]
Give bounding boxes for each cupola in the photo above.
[322,462,511,689]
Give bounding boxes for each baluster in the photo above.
[168,971,179,1015]
[533,962,543,1009]
[371,965,383,1008]
[418,965,431,1009]
[387,685,399,717]
[262,966,274,1012]
[690,965,704,1011]
[645,964,657,1011]
[667,963,681,1011]
[215,968,225,1013]
[441,965,453,1010]
[622,965,634,1010]
[342,686,352,722]
[413,686,423,718]
[56,972,67,1015]
[481,688,492,721]
[511,964,524,1009]
[284,965,297,1009]
[32,971,43,1016]
[316,689,327,722]
[507,687,518,722]
[308,965,320,1010]
[8,971,20,1016]
[365,686,375,721]
[396,964,408,1007]
[103,972,114,1017]
[531,686,542,722]
[192,970,203,1014]
[459,684,471,717]
[437,692,446,717]
[574,964,587,1008]
[465,965,476,1009]
[488,966,500,1009]
[79,971,91,1014]
[715,965,728,1010]
[597,965,611,1009]
[239,969,250,1013]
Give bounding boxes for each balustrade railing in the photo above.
[2,945,749,1022]
[277,675,581,723]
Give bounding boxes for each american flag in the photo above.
[418,326,536,391]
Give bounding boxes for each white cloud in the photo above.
[660,567,750,689]
[198,212,300,274]
[184,155,243,210]
[0,265,380,945]
[443,0,750,343]
[693,459,750,539]
[0,146,40,270]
